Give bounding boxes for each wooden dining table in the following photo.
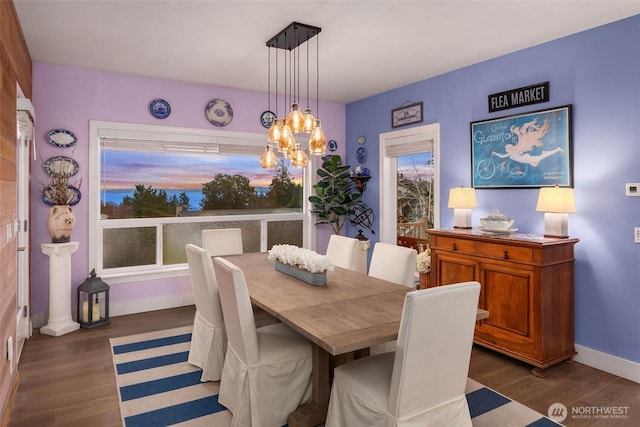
[220,252,487,427]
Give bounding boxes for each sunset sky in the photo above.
[102,150,301,190]
[101,150,432,190]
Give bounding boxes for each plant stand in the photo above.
[41,242,80,336]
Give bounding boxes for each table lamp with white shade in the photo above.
[448,186,477,229]
[536,185,576,238]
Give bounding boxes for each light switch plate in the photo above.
[635,227,640,243]
[625,182,640,196]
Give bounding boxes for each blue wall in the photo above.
[345,15,640,364]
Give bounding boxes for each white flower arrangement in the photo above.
[416,247,431,274]
[268,244,334,274]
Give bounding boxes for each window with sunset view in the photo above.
[90,121,309,280]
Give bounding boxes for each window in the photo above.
[89,121,314,283]
[396,151,435,251]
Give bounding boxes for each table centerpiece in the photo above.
[268,244,334,286]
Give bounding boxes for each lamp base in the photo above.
[543,212,569,239]
[453,208,472,229]
[543,233,569,239]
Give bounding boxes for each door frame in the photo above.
[16,94,34,363]
[378,123,441,244]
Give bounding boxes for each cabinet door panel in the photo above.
[475,263,537,354]
[436,253,477,285]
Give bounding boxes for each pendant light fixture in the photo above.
[262,22,324,169]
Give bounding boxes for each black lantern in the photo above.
[76,269,110,328]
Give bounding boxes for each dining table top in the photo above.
[218,252,412,356]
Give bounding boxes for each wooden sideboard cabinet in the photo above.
[428,229,578,376]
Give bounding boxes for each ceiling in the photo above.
[13,1,640,104]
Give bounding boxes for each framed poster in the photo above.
[391,102,423,128]
[471,105,572,188]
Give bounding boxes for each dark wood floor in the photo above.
[7,305,640,426]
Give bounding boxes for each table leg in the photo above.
[288,343,330,427]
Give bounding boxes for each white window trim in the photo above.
[89,120,316,284]
[379,123,440,244]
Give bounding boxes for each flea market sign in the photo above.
[488,82,549,113]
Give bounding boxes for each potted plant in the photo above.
[41,154,82,243]
[308,155,363,235]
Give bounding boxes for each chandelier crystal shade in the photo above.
[262,22,324,169]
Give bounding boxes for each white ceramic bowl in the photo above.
[480,217,514,230]
[480,209,514,230]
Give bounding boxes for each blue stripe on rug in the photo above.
[116,351,189,375]
[120,370,203,401]
[124,395,226,427]
[466,386,511,418]
[527,417,562,426]
[113,333,192,354]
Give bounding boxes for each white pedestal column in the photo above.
[41,242,80,337]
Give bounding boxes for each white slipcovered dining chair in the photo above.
[368,242,418,354]
[213,257,313,427]
[368,242,417,288]
[326,281,481,427]
[202,228,243,256]
[325,234,360,271]
[185,244,226,382]
[202,228,277,328]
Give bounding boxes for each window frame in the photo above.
[89,120,315,284]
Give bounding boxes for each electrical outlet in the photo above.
[635,227,640,243]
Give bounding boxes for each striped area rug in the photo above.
[110,327,560,427]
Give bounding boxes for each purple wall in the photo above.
[31,64,345,321]
[345,15,640,363]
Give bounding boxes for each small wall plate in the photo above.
[149,98,171,119]
[356,147,367,163]
[261,110,276,128]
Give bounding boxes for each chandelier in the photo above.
[260,22,326,169]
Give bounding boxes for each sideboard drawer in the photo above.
[481,242,533,262]
[437,236,477,254]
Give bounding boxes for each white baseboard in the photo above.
[574,344,640,384]
[31,292,195,329]
[110,292,195,317]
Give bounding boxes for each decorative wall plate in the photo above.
[205,98,233,126]
[149,98,171,119]
[328,140,338,151]
[47,129,77,148]
[41,185,81,206]
[44,156,79,177]
[356,147,368,163]
[261,110,276,128]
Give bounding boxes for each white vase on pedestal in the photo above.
[41,241,80,336]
